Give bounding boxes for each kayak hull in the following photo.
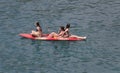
[19,33,86,41]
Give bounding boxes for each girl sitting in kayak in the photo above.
[31,22,42,37]
[48,26,65,38]
[63,24,71,38]
[63,23,84,38]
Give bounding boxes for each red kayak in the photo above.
[19,33,86,41]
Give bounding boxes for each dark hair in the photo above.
[66,24,70,28]
[60,26,65,31]
[36,22,40,27]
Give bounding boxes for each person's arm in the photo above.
[65,29,68,32]
[58,31,65,37]
[62,29,68,34]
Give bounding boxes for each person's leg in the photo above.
[31,30,39,37]
[70,35,86,39]
[48,32,58,38]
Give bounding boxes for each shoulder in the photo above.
[36,27,39,29]
[37,26,41,29]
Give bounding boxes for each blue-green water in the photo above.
[0,0,120,73]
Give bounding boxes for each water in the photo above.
[0,0,120,73]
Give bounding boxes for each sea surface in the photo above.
[0,0,120,73]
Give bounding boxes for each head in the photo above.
[66,24,70,28]
[35,22,40,27]
[60,26,65,31]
